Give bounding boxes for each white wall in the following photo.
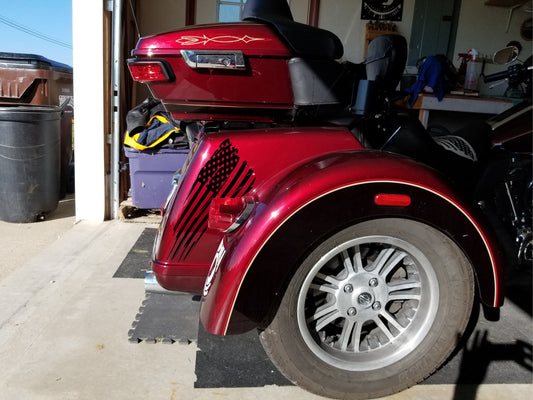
[196,0,216,24]
[72,0,106,221]
[290,0,310,23]
[318,0,416,63]
[196,0,310,25]
[138,0,187,35]
[454,0,532,95]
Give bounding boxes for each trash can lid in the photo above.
[0,52,72,74]
[0,104,62,122]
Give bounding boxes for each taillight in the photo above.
[128,60,174,83]
[208,196,255,232]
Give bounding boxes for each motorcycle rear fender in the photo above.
[200,150,505,335]
[151,126,361,293]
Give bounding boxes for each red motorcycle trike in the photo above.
[127,1,532,398]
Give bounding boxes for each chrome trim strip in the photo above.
[180,50,246,70]
[224,198,255,233]
[488,104,532,131]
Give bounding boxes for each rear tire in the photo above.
[260,218,475,399]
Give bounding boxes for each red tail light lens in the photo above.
[208,197,255,232]
[374,193,412,207]
[128,60,173,83]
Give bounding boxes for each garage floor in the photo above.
[0,202,531,400]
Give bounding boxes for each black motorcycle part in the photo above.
[242,0,344,59]
[365,34,408,92]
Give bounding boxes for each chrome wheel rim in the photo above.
[296,235,439,371]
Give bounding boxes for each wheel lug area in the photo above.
[339,276,384,317]
[357,292,373,307]
[347,307,357,316]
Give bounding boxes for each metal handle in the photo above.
[181,50,246,70]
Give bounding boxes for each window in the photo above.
[217,0,247,23]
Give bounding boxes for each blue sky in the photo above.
[0,0,72,66]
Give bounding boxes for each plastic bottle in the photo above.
[464,49,479,91]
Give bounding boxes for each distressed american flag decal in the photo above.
[170,139,255,260]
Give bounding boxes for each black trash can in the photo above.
[0,105,61,222]
[0,52,73,198]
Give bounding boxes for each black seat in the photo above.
[242,0,343,59]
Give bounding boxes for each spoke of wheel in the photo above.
[308,303,338,323]
[379,249,408,278]
[351,320,363,352]
[388,293,421,301]
[341,250,362,276]
[338,319,355,351]
[372,247,395,273]
[379,309,405,333]
[315,310,342,331]
[310,282,337,295]
[315,272,341,286]
[373,316,395,342]
[387,279,421,293]
[352,245,363,273]
[341,250,354,274]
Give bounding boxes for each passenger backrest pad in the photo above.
[365,35,407,91]
[242,0,343,59]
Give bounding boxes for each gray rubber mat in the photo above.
[128,292,201,344]
[195,325,292,388]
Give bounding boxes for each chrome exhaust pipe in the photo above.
[144,271,181,295]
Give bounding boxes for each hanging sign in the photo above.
[361,0,404,21]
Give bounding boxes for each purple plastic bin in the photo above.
[124,146,188,209]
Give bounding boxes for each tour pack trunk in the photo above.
[128,22,295,122]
